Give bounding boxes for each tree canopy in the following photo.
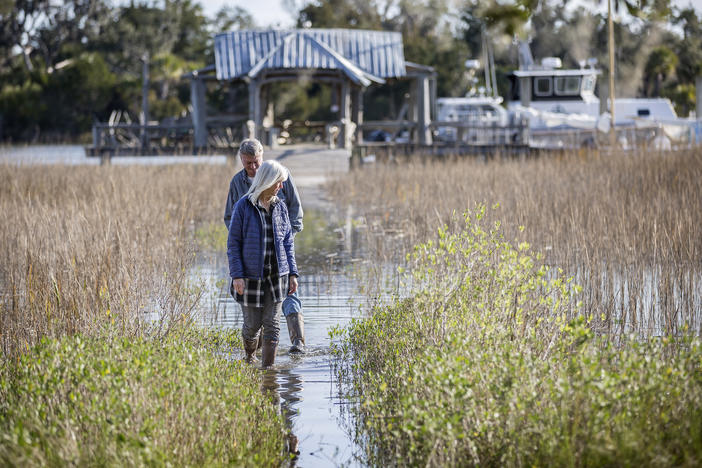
[0,0,699,142]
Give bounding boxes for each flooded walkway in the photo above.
[207,145,362,466]
[203,270,360,466]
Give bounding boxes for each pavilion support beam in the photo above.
[263,85,278,147]
[190,76,207,149]
[352,86,364,144]
[417,74,432,145]
[340,80,352,149]
[408,84,417,142]
[248,79,262,140]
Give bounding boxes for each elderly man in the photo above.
[224,138,306,353]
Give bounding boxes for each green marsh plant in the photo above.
[332,205,702,467]
[0,329,287,466]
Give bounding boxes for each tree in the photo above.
[644,46,678,96]
[169,0,210,62]
[673,7,702,84]
[0,0,108,73]
[210,5,256,32]
[43,53,117,135]
[91,2,180,76]
[297,0,383,28]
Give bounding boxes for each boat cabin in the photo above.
[508,61,600,108]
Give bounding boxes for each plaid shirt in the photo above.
[233,199,288,307]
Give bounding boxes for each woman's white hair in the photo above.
[246,160,289,204]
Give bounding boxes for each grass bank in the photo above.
[0,328,287,466]
[332,206,702,466]
[328,149,702,337]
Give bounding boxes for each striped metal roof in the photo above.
[214,29,406,85]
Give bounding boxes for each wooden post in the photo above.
[191,75,207,149]
[417,74,432,145]
[607,0,616,147]
[696,76,702,122]
[248,80,262,141]
[92,125,100,153]
[141,53,150,153]
[408,85,417,143]
[263,86,277,147]
[340,80,352,149]
[352,86,364,144]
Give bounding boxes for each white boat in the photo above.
[435,41,699,148]
[434,57,513,144]
[435,94,509,143]
[507,41,700,148]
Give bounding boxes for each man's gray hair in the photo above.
[238,138,263,158]
[247,160,289,204]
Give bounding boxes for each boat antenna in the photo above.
[481,26,492,97]
[488,34,498,99]
[516,38,534,70]
[481,26,499,99]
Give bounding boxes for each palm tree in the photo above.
[644,46,678,97]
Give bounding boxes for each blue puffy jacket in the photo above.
[227,196,298,280]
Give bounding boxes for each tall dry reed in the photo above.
[328,149,702,338]
[0,163,233,356]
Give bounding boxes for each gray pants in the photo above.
[241,287,281,342]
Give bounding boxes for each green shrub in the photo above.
[195,221,229,252]
[333,205,702,467]
[0,329,287,467]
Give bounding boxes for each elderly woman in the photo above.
[228,160,299,367]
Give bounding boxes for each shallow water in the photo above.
[0,144,229,165]
[191,199,371,467]
[197,253,364,467]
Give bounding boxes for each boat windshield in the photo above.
[555,76,581,95]
[534,77,552,96]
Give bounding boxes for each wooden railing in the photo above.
[88,121,248,156]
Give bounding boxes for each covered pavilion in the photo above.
[185,28,435,149]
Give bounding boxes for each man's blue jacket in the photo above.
[227,196,298,280]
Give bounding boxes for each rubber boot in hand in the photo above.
[286,313,305,353]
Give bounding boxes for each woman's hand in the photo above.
[288,275,298,295]
[232,278,245,295]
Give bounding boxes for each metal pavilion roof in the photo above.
[213,29,407,86]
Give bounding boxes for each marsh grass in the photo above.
[0,329,287,466]
[0,162,293,464]
[0,163,232,356]
[327,149,702,337]
[332,205,702,467]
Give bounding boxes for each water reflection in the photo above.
[262,368,303,461]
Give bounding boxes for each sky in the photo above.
[199,0,297,27]
[197,0,702,28]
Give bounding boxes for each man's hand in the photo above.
[288,275,298,295]
[232,278,245,295]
